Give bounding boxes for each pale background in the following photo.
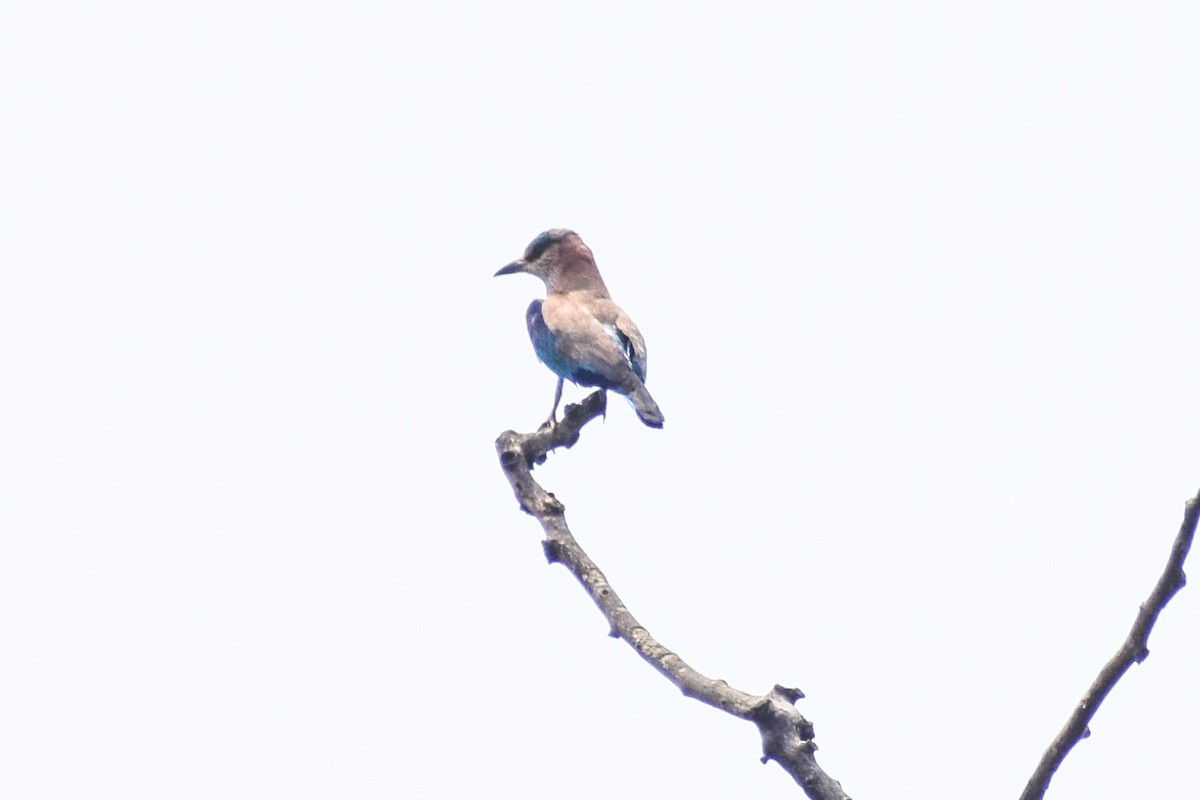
[3,3,1197,798]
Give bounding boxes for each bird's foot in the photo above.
[586,390,607,421]
[537,414,559,432]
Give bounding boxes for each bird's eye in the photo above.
[524,230,559,261]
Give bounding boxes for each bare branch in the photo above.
[1019,489,1199,800]
[495,392,851,800]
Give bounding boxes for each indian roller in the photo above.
[496,229,665,429]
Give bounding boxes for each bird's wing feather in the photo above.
[539,293,643,388]
[612,310,648,381]
[577,295,649,381]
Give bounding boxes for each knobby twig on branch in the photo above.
[494,391,851,800]
[1019,488,1199,800]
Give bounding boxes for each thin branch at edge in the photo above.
[1018,489,1199,800]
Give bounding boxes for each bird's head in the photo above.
[495,229,608,295]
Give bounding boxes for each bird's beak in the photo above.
[494,259,526,277]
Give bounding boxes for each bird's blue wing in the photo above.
[526,298,627,390]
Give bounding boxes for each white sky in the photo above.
[3,3,1198,798]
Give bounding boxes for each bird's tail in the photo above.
[624,383,664,429]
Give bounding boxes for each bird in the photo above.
[496,229,664,429]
